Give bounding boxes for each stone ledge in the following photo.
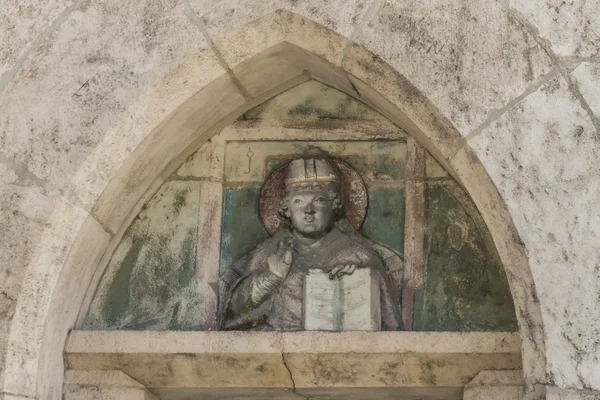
[151,387,465,400]
[66,330,520,354]
[65,331,521,392]
[464,370,524,399]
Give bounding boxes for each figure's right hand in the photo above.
[267,238,293,279]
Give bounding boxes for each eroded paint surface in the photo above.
[220,186,269,272]
[361,188,405,256]
[85,181,210,330]
[413,181,518,331]
[240,80,385,121]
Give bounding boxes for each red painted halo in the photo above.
[259,159,368,235]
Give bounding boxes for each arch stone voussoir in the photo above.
[3,10,548,399]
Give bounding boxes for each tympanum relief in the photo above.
[84,81,516,332]
[219,155,403,331]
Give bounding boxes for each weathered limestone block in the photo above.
[2,202,100,398]
[0,0,71,80]
[203,10,350,69]
[65,331,522,391]
[63,370,158,400]
[546,391,600,400]
[469,75,600,390]
[0,0,215,206]
[0,164,58,389]
[507,0,600,58]
[572,62,600,118]
[191,0,371,39]
[463,370,524,400]
[200,11,353,98]
[355,0,554,136]
[304,268,381,331]
[151,388,305,400]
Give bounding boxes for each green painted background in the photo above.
[84,182,211,330]
[413,181,518,331]
[219,185,406,273]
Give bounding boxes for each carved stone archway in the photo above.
[3,11,545,399]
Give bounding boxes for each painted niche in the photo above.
[84,81,517,332]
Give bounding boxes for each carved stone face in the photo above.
[288,187,336,238]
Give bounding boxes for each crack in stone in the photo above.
[280,352,310,399]
[339,0,385,100]
[0,392,37,399]
[181,0,252,100]
[501,2,600,136]
[538,384,600,397]
[502,3,561,67]
[281,352,296,393]
[464,66,562,141]
[564,72,600,136]
[462,3,600,147]
[461,3,562,144]
[349,0,385,42]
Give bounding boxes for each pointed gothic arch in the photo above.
[3,11,546,399]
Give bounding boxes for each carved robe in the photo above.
[219,220,403,331]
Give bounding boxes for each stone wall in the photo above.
[1,1,599,399]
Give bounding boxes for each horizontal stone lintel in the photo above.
[150,387,465,400]
[65,331,521,390]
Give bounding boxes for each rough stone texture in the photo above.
[0,0,214,207]
[0,0,73,81]
[2,201,93,398]
[205,10,351,68]
[64,370,159,400]
[463,370,524,400]
[65,330,521,389]
[203,11,353,99]
[469,75,600,390]
[507,0,600,59]
[546,391,600,400]
[355,0,555,137]
[572,62,600,118]
[1,2,600,399]
[0,164,58,390]
[191,0,371,40]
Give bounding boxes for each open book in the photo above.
[303,268,381,331]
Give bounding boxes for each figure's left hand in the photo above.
[329,264,357,279]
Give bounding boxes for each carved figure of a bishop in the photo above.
[219,157,403,331]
